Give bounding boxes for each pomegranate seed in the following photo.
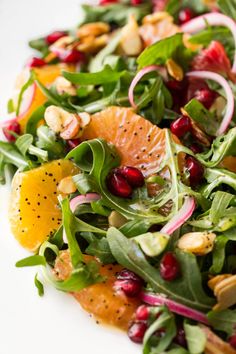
[114,279,143,297]
[136,305,149,321]
[46,31,67,45]
[174,327,187,347]
[194,88,217,109]
[128,321,147,343]
[229,334,236,349]
[185,156,204,186]
[190,143,203,154]
[131,0,142,5]
[179,8,194,25]
[28,57,46,68]
[67,139,80,150]
[61,50,84,64]
[117,269,142,282]
[100,0,118,4]
[160,252,180,281]
[170,116,191,138]
[2,121,20,142]
[117,166,144,188]
[107,172,133,198]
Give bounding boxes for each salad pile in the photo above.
[1,0,236,353]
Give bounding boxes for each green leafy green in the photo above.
[16,72,34,116]
[16,255,46,267]
[208,309,236,335]
[217,0,236,21]
[36,125,65,159]
[210,235,229,274]
[202,168,236,198]
[184,323,206,354]
[34,274,44,296]
[29,37,49,55]
[85,236,115,264]
[107,227,214,312]
[26,105,46,135]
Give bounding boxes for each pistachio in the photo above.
[120,15,143,56]
[108,211,127,228]
[57,176,77,195]
[166,58,184,81]
[177,232,216,256]
[76,22,110,38]
[53,76,77,96]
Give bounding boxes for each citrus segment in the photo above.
[9,160,79,252]
[54,251,140,330]
[82,106,166,176]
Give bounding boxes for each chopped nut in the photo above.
[77,34,109,54]
[200,325,236,354]
[50,35,75,51]
[120,15,143,56]
[108,211,127,228]
[208,274,232,291]
[76,22,110,38]
[177,232,216,256]
[53,76,77,96]
[213,275,236,311]
[166,58,184,81]
[57,176,77,195]
[142,11,170,25]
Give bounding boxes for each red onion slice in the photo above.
[69,193,101,212]
[181,13,236,73]
[160,196,195,235]
[128,65,162,109]
[140,291,209,325]
[187,71,234,135]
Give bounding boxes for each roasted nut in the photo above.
[77,34,109,54]
[142,11,170,25]
[177,232,216,255]
[213,275,236,311]
[166,58,184,81]
[58,176,77,195]
[200,325,236,354]
[50,35,74,51]
[44,106,90,140]
[77,22,110,38]
[120,15,143,56]
[53,76,77,96]
[108,211,127,228]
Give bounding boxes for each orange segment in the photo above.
[82,106,166,176]
[18,64,75,132]
[54,251,140,330]
[9,160,79,252]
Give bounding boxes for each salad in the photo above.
[1,0,236,353]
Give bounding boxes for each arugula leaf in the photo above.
[16,255,46,267]
[184,323,206,354]
[210,235,229,274]
[0,141,29,176]
[86,237,115,264]
[202,168,236,198]
[26,105,46,135]
[217,0,236,21]
[137,34,189,69]
[107,227,214,312]
[15,134,33,156]
[34,274,44,296]
[29,37,49,55]
[36,125,65,159]
[196,127,236,168]
[80,3,151,26]
[208,309,236,335]
[63,65,126,85]
[143,307,176,354]
[184,99,218,136]
[15,71,34,116]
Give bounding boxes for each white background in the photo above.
[0,1,138,353]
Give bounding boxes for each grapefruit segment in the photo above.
[54,251,140,330]
[82,106,166,176]
[9,160,79,252]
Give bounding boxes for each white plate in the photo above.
[0,1,138,353]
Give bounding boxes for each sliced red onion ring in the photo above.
[128,65,162,109]
[140,291,209,325]
[181,13,236,73]
[187,71,234,136]
[160,196,195,235]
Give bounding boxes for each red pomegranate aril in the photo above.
[160,252,180,281]
[61,50,84,64]
[28,57,46,68]
[174,327,187,347]
[185,156,204,186]
[194,89,217,109]
[107,172,133,198]
[114,279,143,297]
[190,143,203,154]
[128,321,147,343]
[170,116,191,138]
[67,139,80,150]
[131,0,142,5]
[2,121,21,142]
[229,334,236,349]
[117,268,142,282]
[136,305,149,321]
[117,166,144,188]
[46,31,67,45]
[179,8,194,25]
[100,0,118,4]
